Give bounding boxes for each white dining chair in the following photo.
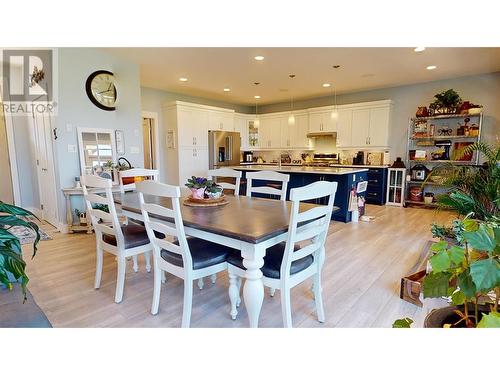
[207,168,242,196]
[246,170,290,201]
[227,180,338,327]
[136,180,233,328]
[119,168,159,193]
[81,174,153,303]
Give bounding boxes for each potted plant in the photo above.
[74,209,87,225]
[429,89,462,114]
[185,176,208,199]
[396,141,500,328]
[0,201,41,302]
[205,180,223,199]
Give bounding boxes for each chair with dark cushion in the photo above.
[136,180,232,328]
[227,180,338,327]
[81,175,153,304]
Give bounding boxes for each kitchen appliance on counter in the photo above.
[243,151,253,163]
[353,151,365,165]
[208,130,241,169]
[302,153,339,167]
[410,164,430,181]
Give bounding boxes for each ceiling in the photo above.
[106,48,500,106]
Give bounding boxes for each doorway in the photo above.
[141,111,160,174]
[0,104,14,203]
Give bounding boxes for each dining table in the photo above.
[113,191,338,327]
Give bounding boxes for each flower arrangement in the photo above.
[185,176,223,199]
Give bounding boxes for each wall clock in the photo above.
[85,70,117,111]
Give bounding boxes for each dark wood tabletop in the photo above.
[114,192,338,244]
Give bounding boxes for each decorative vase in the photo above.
[206,190,223,199]
[190,187,206,199]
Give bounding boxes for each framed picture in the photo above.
[166,130,176,149]
[115,130,125,155]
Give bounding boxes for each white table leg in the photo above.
[241,243,265,328]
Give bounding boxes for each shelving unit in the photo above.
[404,112,483,207]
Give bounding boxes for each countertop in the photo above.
[239,162,389,169]
[235,165,368,175]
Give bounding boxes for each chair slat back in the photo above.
[119,168,159,193]
[81,174,124,248]
[136,180,193,270]
[246,170,290,201]
[280,180,338,278]
[207,168,242,196]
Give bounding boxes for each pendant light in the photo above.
[331,86,338,120]
[288,74,296,125]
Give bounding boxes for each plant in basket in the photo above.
[205,180,223,199]
[185,176,208,199]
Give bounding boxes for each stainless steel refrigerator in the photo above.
[208,130,241,169]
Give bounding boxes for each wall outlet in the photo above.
[130,146,140,154]
[67,144,77,153]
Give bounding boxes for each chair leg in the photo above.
[115,256,126,303]
[181,279,194,328]
[228,273,239,320]
[145,251,152,273]
[132,255,139,273]
[280,287,293,328]
[269,287,276,297]
[161,270,166,284]
[210,274,217,284]
[151,263,162,315]
[197,278,204,290]
[313,272,325,323]
[236,277,242,307]
[94,244,103,289]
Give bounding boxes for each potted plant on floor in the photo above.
[0,201,41,302]
[396,141,500,327]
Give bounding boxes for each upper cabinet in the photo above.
[308,110,337,133]
[345,102,391,148]
[259,115,283,149]
[208,111,234,131]
[336,109,352,148]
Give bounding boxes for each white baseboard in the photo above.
[57,222,70,234]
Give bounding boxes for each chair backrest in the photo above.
[245,170,290,201]
[207,168,242,196]
[280,180,338,280]
[136,180,193,270]
[119,168,159,193]
[81,174,124,248]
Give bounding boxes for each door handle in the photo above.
[42,168,48,171]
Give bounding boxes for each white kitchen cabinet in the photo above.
[288,113,312,149]
[177,108,209,148]
[351,108,371,147]
[308,110,336,133]
[178,147,208,186]
[208,111,234,131]
[368,107,390,147]
[336,109,352,148]
[260,116,283,148]
[234,114,249,149]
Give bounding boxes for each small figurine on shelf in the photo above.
[415,106,428,117]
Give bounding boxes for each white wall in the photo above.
[54,48,143,223]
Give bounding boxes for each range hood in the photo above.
[306,131,337,138]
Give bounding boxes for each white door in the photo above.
[32,111,59,227]
[351,108,370,147]
[368,107,390,147]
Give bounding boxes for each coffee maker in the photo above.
[353,151,365,165]
[243,151,253,163]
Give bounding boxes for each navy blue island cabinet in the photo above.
[235,168,368,223]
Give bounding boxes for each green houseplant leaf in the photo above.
[477,311,500,328]
[464,224,496,253]
[457,270,477,299]
[392,318,413,328]
[429,250,451,273]
[470,258,500,292]
[423,272,451,298]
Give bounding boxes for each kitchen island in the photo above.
[233,165,368,222]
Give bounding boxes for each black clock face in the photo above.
[86,70,117,111]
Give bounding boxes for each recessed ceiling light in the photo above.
[223,88,231,92]
[254,56,264,61]
[426,65,437,70]
[254,95,261,99]
[322,83,331,88]
[179,77,188,82]
[414,47,426,52]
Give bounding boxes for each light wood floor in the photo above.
[23,205,453,328]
